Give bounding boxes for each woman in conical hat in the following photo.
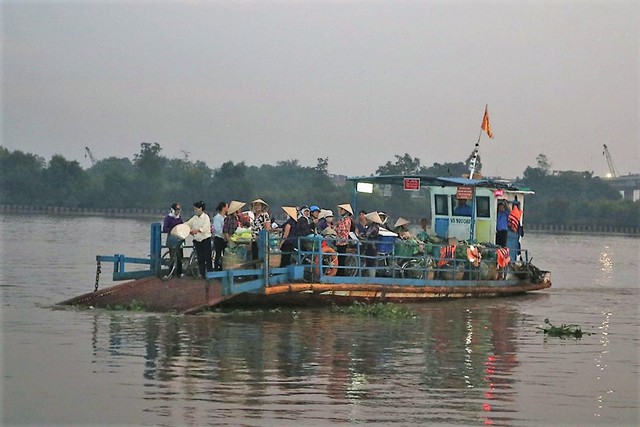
[227,200,245,215]
[250,198,271,260]
[222,201,246,246]
[394,217,413,240]
[280,206,299,268]
[334,204,354,276]
[394,217,410,228]
[363,211,382,277]
[337,203,353,216]
[365,211,383,225]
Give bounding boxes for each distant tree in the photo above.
[41,155,88,206]
[423,162,467,177]
[0,147,46,204]
[133,142,166,176]
[536,153,551,175]
[276,159,300,168]
[376,153,425,175]
[315,157,329,175]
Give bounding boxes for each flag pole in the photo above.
[469,104,489,179]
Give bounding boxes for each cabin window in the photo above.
[475,196,490,218]
[451,195,472,217]
[434,195,448,215]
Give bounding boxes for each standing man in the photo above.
[495,201,509,248]
[186,200,213,278]
[212,201,228,271]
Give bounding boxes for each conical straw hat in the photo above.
[365,211,383,225]
[228,200,246,215]
[170,223,191,240]
[282,206,298,221]
[337,203,353,215]
[394,217,410,228]
[251,198,268,207]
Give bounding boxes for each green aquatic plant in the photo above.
[330,302,417,319]
[106,299,148,312]
[537,318,592,339]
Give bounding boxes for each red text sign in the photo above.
[403,178,420,191]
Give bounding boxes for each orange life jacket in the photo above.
[507,205,522,232]
[438,244,457,267]
[466,245,481,267]
[497,247,510,268]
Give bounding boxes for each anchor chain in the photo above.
[94,258,102,292]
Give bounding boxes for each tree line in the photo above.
[1,145,637,228]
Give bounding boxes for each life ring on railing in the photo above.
[314,246,338,276]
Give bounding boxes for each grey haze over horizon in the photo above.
[2,1,638,179]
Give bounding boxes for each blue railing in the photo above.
[96,224,532,291]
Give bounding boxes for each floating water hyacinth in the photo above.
[538,318,592,339]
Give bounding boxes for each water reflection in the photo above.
[90,305,521,425]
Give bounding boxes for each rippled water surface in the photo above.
[1,214,638,426]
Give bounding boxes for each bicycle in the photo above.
[290,237,338,281]
[160,244,199,280]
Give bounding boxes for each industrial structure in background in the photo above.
[602,144,619,178]
[601,144,639,201]
[84,147,97,166]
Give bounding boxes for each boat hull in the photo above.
[59,275,551,313]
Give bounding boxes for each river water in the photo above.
[1,214,638,426]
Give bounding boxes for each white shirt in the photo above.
[186,212,212,242]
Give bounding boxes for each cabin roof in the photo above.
[346,174,530,192]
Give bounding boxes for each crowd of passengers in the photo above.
[163,197,523,279]
[161,199,441,278]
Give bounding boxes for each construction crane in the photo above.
[602,144,619,178]
[84,147,97,166]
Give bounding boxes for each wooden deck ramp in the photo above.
[59,276,234,314]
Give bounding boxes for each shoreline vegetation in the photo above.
[3,204,638,236]
[2,144,638,231]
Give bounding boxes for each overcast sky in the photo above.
[2,0,638,179]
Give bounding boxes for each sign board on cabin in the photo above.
[403,178,420,191]
[456,186,473,200]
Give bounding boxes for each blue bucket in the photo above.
[377,235,396,253]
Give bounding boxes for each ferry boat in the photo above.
[59,174,551,313]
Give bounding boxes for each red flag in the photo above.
[481,105,493,138]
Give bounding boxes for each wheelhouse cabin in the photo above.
[347,175,533,243]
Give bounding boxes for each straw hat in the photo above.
[365,211,384,225]
[318,209,334,219]
[394,217,410,228]
[282,206,298,220]
[170,223,191,240]
[251,198,268,207]
[321,227,337,237]
[337,203,353,215]
[228,200,246,215]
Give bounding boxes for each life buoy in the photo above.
[314,246,338,276]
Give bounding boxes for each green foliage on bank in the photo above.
[0,144,637,228]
